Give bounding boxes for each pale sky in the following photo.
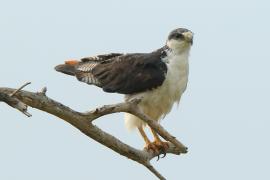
[0,0,269,180]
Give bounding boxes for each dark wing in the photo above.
[80,53,123,62]
[74,49,167,94]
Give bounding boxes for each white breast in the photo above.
[124,50,190,130]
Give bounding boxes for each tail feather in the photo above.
[65,60,79,65]
[55,64,76,76]
[55,60,79,76]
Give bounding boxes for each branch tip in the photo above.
[37,87,47,95]
[10,82,31,97]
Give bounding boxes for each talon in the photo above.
[144,140,169,160]
[156,155,160,161]
[140,127,170,160]
[161,153,166,158]
[144,142,159,154]
[153,140,169,152]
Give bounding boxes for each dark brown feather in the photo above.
[55,47,168,94]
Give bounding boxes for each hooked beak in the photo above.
[182,31,194,45]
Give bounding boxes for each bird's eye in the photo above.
[175,34,183,39]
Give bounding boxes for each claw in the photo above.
[144,142,160,154]
[161,153,166,158]
[144,140,169,161]
[156,155,160,161]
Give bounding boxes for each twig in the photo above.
[144,162,166,180]
[10,82,31,97]
[1,82,32,117]
[37,87,47,95]
[0,92,32,117]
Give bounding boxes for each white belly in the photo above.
[124,51,189,130]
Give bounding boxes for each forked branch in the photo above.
[0,84,188,180]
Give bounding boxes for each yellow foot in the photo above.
[144,141,170,160]
[153,140,169,153]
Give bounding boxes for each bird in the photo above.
[55,28,193,155]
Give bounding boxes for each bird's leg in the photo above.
[138,126,160,153]
[150,127,169,157]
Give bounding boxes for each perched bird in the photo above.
[55,28,193,154]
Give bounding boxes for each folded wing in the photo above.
[55,50,167,94]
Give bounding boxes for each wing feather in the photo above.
[81,53,123,62]
[73,49,167,94]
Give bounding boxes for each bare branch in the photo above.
[0,86,188,179]
[86,98,188,153]
[0,92,31,117]
[144,162,166,180]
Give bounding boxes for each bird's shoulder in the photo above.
[79,46,168,65]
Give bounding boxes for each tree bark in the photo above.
[0,85,188,180]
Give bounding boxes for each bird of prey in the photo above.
[55,28,193,154]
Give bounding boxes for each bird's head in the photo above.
[166,28,193,53]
